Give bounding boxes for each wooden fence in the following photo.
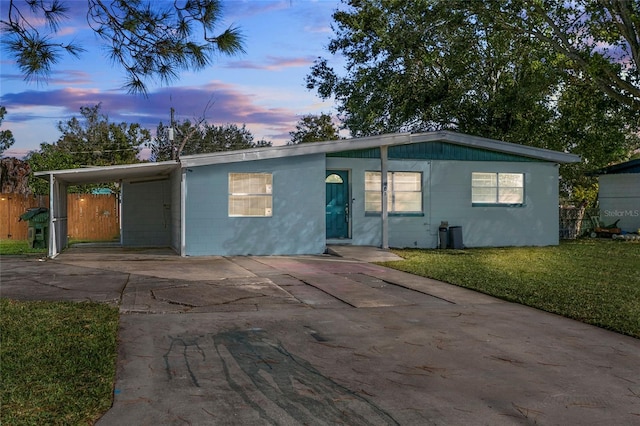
[0,193,120,241]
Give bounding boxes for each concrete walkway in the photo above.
[1,246,639,425]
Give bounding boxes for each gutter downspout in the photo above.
[381,145,389,249]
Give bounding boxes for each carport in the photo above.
[35,161,181,258]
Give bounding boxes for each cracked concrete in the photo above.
[2,246,640,425]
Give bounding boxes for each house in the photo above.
[595,159,640,233]
[36,131,580,258]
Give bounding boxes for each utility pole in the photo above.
[169,107,176,160]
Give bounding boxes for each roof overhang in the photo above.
[180,133,413,167]
[34,131,581,182]
[594,158,640,175]
[180,130,580,167]
[411,131,581,163]
[34,161,180,185]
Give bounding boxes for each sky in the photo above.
[0,0,346,159]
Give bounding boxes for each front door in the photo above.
[326,170,349,239]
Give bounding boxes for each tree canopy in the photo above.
[54,104,149,166]
[26,103,150,193]
[0,106,15,155]
[481,0,640,112]
[307,0,563,140]
[306,0,640,202]
[150,120,271,162]
[289,113,342,144]
[1,0,244,95]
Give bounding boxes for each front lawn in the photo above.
[382,239,640,338]
[0,299,119,425]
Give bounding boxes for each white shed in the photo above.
[597,159,640,233]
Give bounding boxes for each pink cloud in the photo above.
[304,24,332,34]
[48,70,94,86]
[1,147,32,158]
[1,81,303,146]
[2,1,87,32]
[225,55,316,71]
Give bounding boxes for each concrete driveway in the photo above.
[2,246,639,425]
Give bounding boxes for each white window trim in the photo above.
[471,172,525,206]
[228,173,273,217]
[365,171,423,214]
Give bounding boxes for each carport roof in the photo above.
[34,161,179,184]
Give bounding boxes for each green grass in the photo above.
[0,239,47,256]
[1,239,121,256]
[0,299,119,425]
[382,239,640,339]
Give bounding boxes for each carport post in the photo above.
[181,168,187,256]
[381,145,389,249]
[48,173,57,258]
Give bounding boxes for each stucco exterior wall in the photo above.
[428,161,560,247]
[183,154,560,255]
[599,174,640,233]
[184,154,326,256]
[327,158,560,248]
[326,157,432,248]
[121,179,172,247]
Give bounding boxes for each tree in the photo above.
[153,102,214,161]
[54,104,149,166]
[306,0,640,202]
[551,77,640,202]
[26,103,150,193]
[481,0,640,112]
[306,0,563,141]
[289,113,342,144]
[0,106,15,155]
[25,143,79,193]
[1,0,244,95]
[0,157,31,194]
[150,121,271,162]
[151,120,198,162]
[197,123,271,153]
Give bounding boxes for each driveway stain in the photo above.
[163,328,399,425]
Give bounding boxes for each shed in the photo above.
[36,131,580,257]
[596,159,640,233]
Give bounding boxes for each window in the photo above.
[325,173,344,183]
[228,173,273,217]
[472,172,524,205]
[365,171,422,213]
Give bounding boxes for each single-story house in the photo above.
[36,131,580,257]
[595,159,640,233]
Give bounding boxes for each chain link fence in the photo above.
[559,206,600,240]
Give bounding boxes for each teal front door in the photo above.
[326,170,349,239]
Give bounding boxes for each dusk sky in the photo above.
[0,0,345,159]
